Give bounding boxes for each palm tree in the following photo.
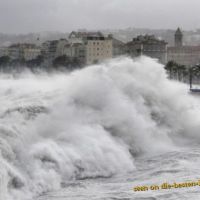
[165,61,178,79]
[177,65,186,81]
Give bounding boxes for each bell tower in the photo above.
[175,27,183,47]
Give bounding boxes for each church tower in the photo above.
[175,28,183,47]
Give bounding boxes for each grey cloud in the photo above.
[0,0,199,33]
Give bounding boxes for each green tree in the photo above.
[177,65,186,81]
[165,61,188,81]
[53,55,70,68]
[0,56,10,66]
[26,55,44,67]
[165,61,178,79]
[52,55,82,70]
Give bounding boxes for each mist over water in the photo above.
[0,57,200,200]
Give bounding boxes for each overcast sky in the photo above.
[0,0,199,34]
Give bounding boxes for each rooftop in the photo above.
[69,31,108,40]
[9,43,37,48]
[175,28,183,35]
[127,35,167,45]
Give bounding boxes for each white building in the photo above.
[63,43,86,64]
[23,48,41,61]
[41,39,68,61]
[67,31,113,65]
[0,47,9,57]
[4,43,41,61]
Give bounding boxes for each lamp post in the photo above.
[189,66,193,90]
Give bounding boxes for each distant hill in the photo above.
[101,28,200,46]
[0,32,69,46]
[1,28,200,47]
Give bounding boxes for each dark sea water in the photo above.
[37,147,200,200]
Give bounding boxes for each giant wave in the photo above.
[0,57,200,200]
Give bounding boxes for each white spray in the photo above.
[0,57,199,199]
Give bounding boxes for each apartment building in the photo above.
[41,39,68,61]
[67,31,113,65]
[5,43,41,61]
[126,35,168,64]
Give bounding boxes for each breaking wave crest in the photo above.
[0,56,200,199]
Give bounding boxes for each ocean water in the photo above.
[0,57,200,200]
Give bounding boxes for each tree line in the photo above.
[164,61,200,84]
[0,55,83,72]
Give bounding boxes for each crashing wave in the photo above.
[0,57,199,199]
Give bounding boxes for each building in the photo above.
[126,35,167,64]
[111,35,126,57]
[4,43,41,61]
[63,43,85,64]
[167,46,200,66]
[175,28,183,47]
[6,45,21,60]
[0,47,9,57]
[55,39,69,57]
[85,32,112,65]
[67,31,113,65]
[68,32,85,44]
[167,28,200,66]
[23,47,41,61]
[41,39,68,61]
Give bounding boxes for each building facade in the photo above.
[4,43,41,61]
[167,28,200,66]
[126,35,167,64]
[111,36,126,57]
[67,31,113,65]
[23,47,41,61]
[63,43,85,64]
[41,39,68,61]
[0,47,9,57]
